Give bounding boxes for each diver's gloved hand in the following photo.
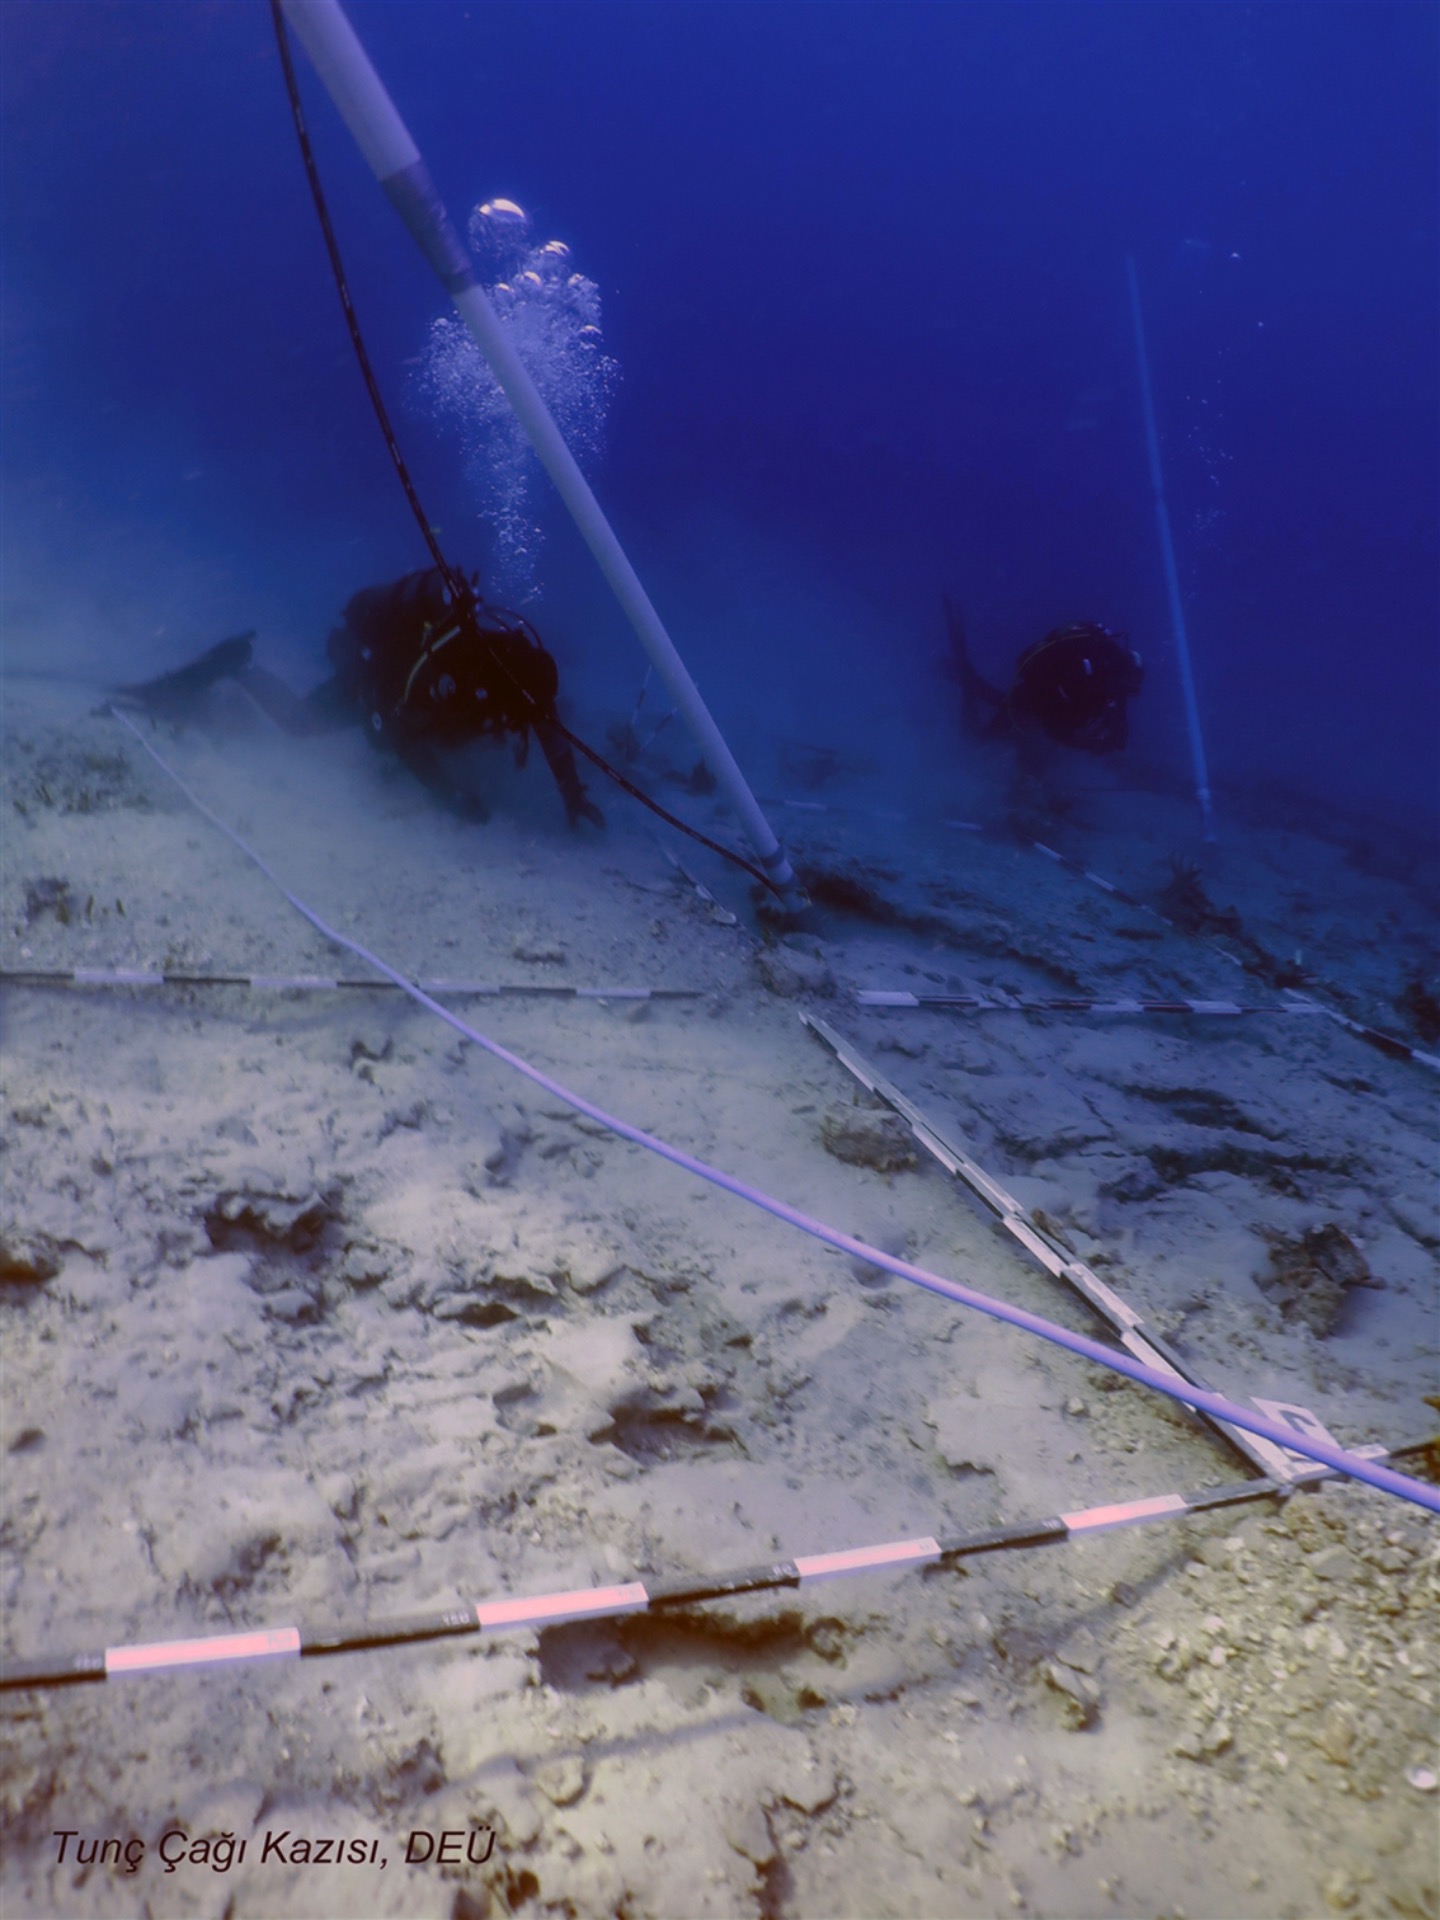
[567,795,606,830]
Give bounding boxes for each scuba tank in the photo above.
[327,569,559,749]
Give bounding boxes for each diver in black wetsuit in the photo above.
[943,595,1144,759]
[115,568,604,829]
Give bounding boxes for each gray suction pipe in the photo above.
[278,0,800,900]
[1126,254,1216,841]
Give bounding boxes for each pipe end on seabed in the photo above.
[754,885,819,935]
[757,846,810,917]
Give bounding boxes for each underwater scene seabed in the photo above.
[2,4,1438,1920]
[4,652,1438,1920]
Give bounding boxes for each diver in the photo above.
[115,567,604,829]
[943,595,1144,759]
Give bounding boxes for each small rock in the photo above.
[781,1759,839,1815]
[264,1284,322,1325]
[1175,1715,1231,1760]
[742,1672,807,1725]
[1321,1867,1359,1911]
[557,1244,628,1296]
[1054,1626,1099,1674]
[512,939,567,965]
[1309,1544,1356,1584]
[582,1641,638,1686]
[1318,1706,1356,1765]
[207,1185,331,1252]
[820,1104,916,1172]
[723,1800,775,1866]
[23,876,74,925]
[533,1755,587,1806]
[806,1620,848,1665]
[1044,1660,1101,1729]
[1370,1544,1414,1574]
[341,1244,388,1288]
[377,1101,430,1141]
[875,1032,926,1058]
[756,946,835,999]
[1405,1766,1438,1793]
[0,1231,62,1286]
[488,1266,561,1302]
[1257,1223,1376,1335]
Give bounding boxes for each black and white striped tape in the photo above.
[4,1443,1417,1693]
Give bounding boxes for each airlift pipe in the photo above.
[277,0,800,903]
[1127,254,1216,842]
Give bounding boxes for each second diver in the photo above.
[943,595,1144,760]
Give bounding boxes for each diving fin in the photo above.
[110,631,256,716]
[942,594,1007,738]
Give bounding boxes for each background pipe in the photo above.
[1127,253,1217,841]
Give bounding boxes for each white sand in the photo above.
[2,674,1436,1920]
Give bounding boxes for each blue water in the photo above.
[3,1,1436,850]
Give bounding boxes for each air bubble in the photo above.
[468,197,532,275]
[416,198,621,600]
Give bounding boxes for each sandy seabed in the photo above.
[1,674,1436,1920]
